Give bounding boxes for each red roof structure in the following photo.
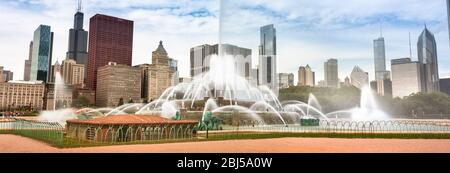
[66,114,198,125]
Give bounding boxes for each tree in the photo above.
[72,96,91,108]
[118,98,124,106]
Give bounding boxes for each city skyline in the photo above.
[1,0,449,84]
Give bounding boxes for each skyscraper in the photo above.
[350,66,369,90]
[298,65,315,86]
[23,41,33,81]
[66,1,88,69]
[417,26,440,93]
[87,14,133,90]
[258,24,278,95]
[373,37,388,81]
[30,25,53,83]
[324,58,338,88]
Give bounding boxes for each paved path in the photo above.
[1,134,450,153]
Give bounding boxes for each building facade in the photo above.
[30,25,53,83]
[391,58,423,98]
[324,58,339,88]
[0,81,45,110]
[417,27,440,93]
[350,66,369,90]
[61,59,85,85]
[87,14,133,90]
[278,73,294,89]
[136,41,178,102]
[96,62,141,107]
[190,44,252,81]
[1,70,13,82]
[298,65,315,86]
[258,24,278,95]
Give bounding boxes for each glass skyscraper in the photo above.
[417,26,440,93]
[30,25,53,83]
[258,24,278,95]
[373,37,387,81]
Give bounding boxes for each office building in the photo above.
[0,81,45,110]
[96,62,141,107]
[417,26,440,93]
[298,65,315,86]
[30,25,53,83]
[278,73,294,89]
[190,43,251,80]
[391,58,423,98]
[87,14,133,90]
[350,66,369,90]
[136,41,178,101]
[324,58,339,88]
[258,24,278,95]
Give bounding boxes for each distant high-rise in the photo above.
[373,37,388,81]
[23,41,33,81]
[391,58,423,98]
[278,73,294,89]
[417,26,439,93]
[66,1,88,72]
[190,44,251,80]
[324,58,338,88]
[30,25,53,83]
[298,65,315,86]
[61,59,85,86]
[87,14,133,90]
[258,24,278,95]
[350,66,369,90]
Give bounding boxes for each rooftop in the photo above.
[66,114,198,125]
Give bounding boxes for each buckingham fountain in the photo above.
[36,0,450,134]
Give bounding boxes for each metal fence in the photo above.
[226,119,450,134]
[0,118,64,146]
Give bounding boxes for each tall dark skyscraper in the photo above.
[87,14,134,90]
[66,0,88,67]
[30,25,53,83]
[417,26,439,93]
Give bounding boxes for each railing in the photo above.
[224,119,450,134]
[0,118,64,146]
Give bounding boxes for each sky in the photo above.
[0,0,449,84]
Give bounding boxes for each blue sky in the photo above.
[0,0,449,83]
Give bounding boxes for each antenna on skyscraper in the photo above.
[409,32,412,58]
[77,0,82,12]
